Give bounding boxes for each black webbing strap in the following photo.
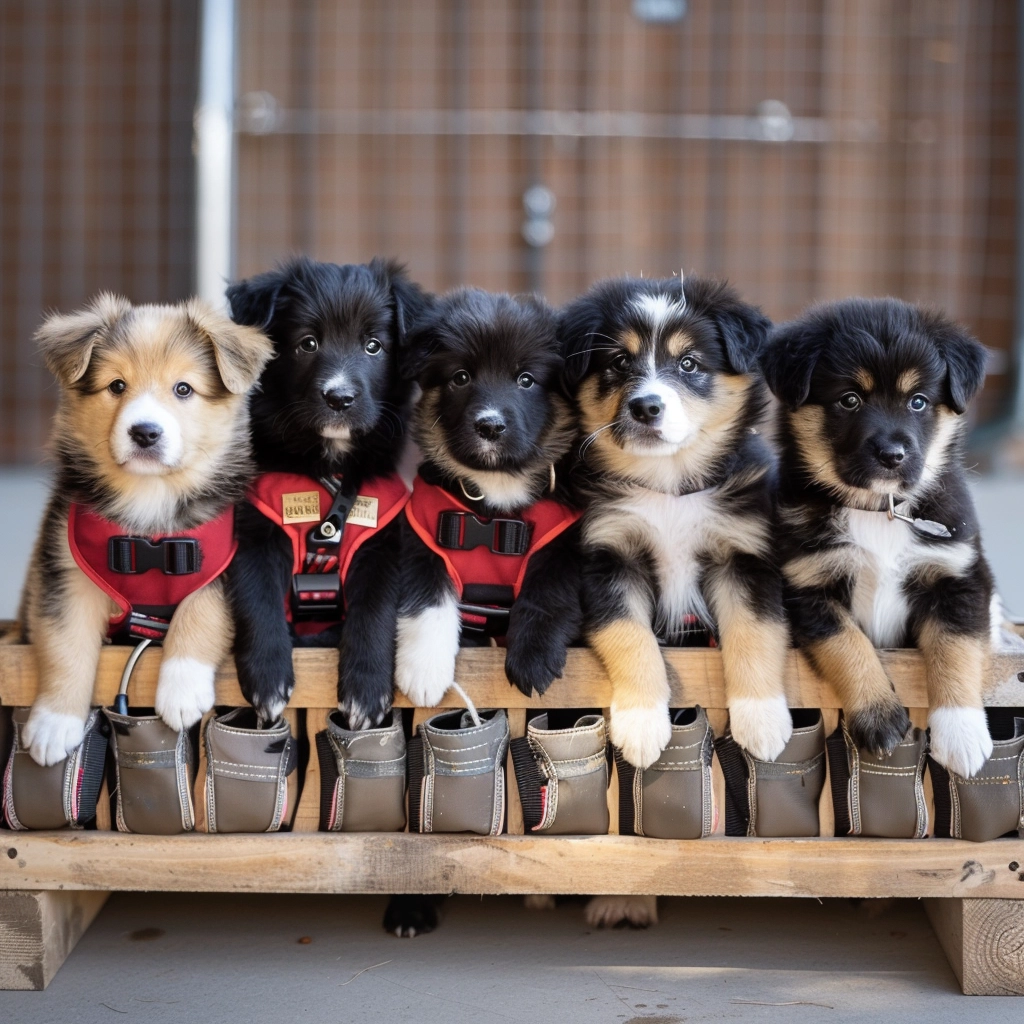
[315,730,340,831]
[825,725,852,837]
[510,737,545,832]
[713,733,751,837]
[436,512,531,555]
[929,757,953,839]
[406,734,424,832]
[108,536,200,575]
[75,717,111,828]
[613,750,638,836]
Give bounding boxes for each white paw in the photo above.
[929,706,993,778]
[609,703,672,768]
[395,602,460,707]
[728,694,793,762]
[523,895,557,912]
[22,705,85,766]
[155,656,216,731]
[584,895,658,929]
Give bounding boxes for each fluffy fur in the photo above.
[762,298,994,776]
[20,295,272,765]
[224,257,431,726]
[561,275,792,771]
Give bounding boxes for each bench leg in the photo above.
[925,898,1024,995]
[0,890,108,990]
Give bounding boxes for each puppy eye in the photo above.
[517,372,535,389]
[298,336,319,354]
[174,382,193,398]
[108,379,127,396]
[679,356,698,374]
[839,392,862,411]
[611,353,631,372]
[908,394,929,412]
[451,370,471,387]
[364,338,382,355]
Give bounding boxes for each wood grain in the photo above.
[927,898,1024,995]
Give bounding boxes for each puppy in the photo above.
[20,294,272,765]
[225,257,431,727]
[560,276,791,770]
[762,298,994,776]
[393,288,582,707]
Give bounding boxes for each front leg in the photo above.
[705,553,792,761]
[583,545,670,768]
[155,577,233,730]
[394,518,461,708]
[337,521,401,728]
[223,502,295,722]
[504,524,583,697]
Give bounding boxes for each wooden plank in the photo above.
[2,644,1023,709]
[927,898,1024,995]
[3,833,1024,899]
[0,890,107,990]
[292,708,330,833]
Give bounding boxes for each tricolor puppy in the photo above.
[394,288,581,706]
[225,257,431,727]
[20,295,272,765]
[560,275,791,769]
[762,298,994,776]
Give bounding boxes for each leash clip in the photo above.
[887,493,953,539]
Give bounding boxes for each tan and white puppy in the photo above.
[19,294,272,765]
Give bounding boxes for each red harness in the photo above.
[249,471,409,632]
[404,475,580,634]
[68,504,237,641]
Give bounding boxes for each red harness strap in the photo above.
[68,504,237,640]
[404,475,580,633]
[249,471,409,630]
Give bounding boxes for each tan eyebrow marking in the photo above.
[897,369,920,393]
[853,368,874,391]
[619,329,642,356]
[665,331,693,358]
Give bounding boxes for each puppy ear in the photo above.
[186,299,275,395]
[398,305,443,382]
[761,320,825,410]
[558,299,601,394]
[926,313,987,414]
[368,257,432,349]
[710,300,772,375]
[35,292,131,386]
[226,270,286,330]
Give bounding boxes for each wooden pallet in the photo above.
[2,642,1024,993]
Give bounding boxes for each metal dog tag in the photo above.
[888,494,952,539]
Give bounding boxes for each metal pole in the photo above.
[194,0,236,310]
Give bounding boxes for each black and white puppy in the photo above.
[561,276,792,770]
[225,256,431,726]
[762,298,995,776]
[394,288,581,705]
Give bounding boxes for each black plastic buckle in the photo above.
[108,536,200,575]
[436,512,531,555]
[291,572,341,620]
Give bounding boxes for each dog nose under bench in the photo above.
[1,637,1023,995]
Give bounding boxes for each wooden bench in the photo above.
[2,641,1023,993]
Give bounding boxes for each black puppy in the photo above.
[394,288,581,706]
[225,256,431,726]
[762,297,995,776]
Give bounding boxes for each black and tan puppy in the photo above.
[762,298,995,776]
[561,275,792,770]
[394,288,581,706]
[20,295,272,765]
[225,257,431,727]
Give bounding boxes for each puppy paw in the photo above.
[155,656,216,731]
[395,604,460,707]
[728,694,793,762]
[584,895,658,929]
[503,638,565,697]
[523,895,557,912]
[383,895,441,938]
[23,705,85,766]
[609,703,671,768]
[929,706,993,778]
[339,689,392,731]
[847,698,911,757]
[236,651,293,725]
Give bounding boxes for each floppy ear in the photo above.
[186,299,275,395]
[35,292,131,387]
[558,298,603,395]
[225,269,286,331]
[398,303,443,382]
[368,257,433,350]
[760,320,827,410]
[925,313,987,414]
[710,300,772,375]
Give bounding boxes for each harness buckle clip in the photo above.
[108,536,200,575]
[436,511,531,555]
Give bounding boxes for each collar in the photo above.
[843,491,953,539]
[418,461,554,517]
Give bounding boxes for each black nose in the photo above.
[323,387,356,412]
[128,422,163,449]
[874,442,906,469]
[475,415,507,441]
[629,394,664,425]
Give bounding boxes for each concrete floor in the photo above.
[1,893,1021,1022]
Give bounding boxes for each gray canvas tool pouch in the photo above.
[315,709,407,832]
[930,712,1024,842]
[204,708,297,833]
[511,713,609,835]
[827,715,928,838]
[407,707,509,835]
[616,706,715,839]
[103,640,196,834]
[2,706,108,830]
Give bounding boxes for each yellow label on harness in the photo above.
[346,495,379,528]
[282,491,322,524]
